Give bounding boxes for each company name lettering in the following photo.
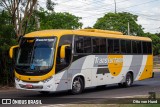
[94,57,123,64]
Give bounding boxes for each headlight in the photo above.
[42,76,53,83]
[15,77,20,82]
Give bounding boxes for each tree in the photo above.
[0,0,37,37]
[145,32,160,55]
[0,11,17,86]
[36,10,82,29]
[94,12,144,36]
[46,0,56,12]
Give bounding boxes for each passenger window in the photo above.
[142,42,152,54]
[75,36,84,53]
[99,38,107,53]
[147,42,152,54]
[142,42,147,54]
[92,38,100,53]
[126,40,131,53]
[108,39,114,53]
[84,37,91,53]
[132,41,137,54]
[114,39,120,53]
[137,41,142,54]
[121,40,126,53]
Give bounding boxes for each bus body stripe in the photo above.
[135,55,148,80]
[128,55,143,80]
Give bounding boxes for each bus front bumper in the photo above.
[15,77,55,92]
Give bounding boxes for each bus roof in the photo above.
[25,29,151,41]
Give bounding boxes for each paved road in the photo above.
[0,72,160,105]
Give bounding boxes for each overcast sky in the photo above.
[39,0,160,33]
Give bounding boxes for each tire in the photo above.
[71,77,84,94]
[124,73,133,87]
[118,83,124,87]
[39,91,50,94]
[118,73,133,88]
[96,85,106,89]
[152,72,154,78]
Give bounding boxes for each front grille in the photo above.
[22,80,39,83]
[19,84,43,89]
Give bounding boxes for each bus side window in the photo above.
[108,39,114,53]
[83,37,91,53]
[142,42,147,54]
[142,42,152,54]
[147,42,152,54]
[132,41,138,54]
[137,41,142,54]
[113,39,120,53]
[75,36,84,53]
[92,38,100,53]
[99,38,107,53]
[121,40,126,53]
[126,40,131,54]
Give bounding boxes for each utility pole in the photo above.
[114,0,117,13]
[128,22,130,35]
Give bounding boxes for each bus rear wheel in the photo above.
[118,73,133,88]
[71,77,84,94]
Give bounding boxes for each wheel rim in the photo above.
[72,79,81,93]
[126,76,131,86]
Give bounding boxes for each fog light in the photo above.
[42,76,53,83]
[47,85,51,89]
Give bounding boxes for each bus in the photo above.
[9,29,153,94]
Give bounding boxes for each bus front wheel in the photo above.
[39,91,50,94]
[71,76,84,94]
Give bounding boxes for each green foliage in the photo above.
[94,12,144,36]
[145,33,160,55]
[25,8,83,32]
[36,9,82,30]
[0,11,17,86]
[0,11,17,50]
[46,0,56,12]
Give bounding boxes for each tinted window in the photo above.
[137,41,142,54]
[56,35,73,72]
[126,40,131,53]
[121,40,126,53]
[92,38,100,53]
[75,36,91,53]
[147,42,152,54]
[114,39,120,53]
[84,37,91,53]
[58,35,73,46]
[132,41,137,54]
[108,39,114,53]
[142,42,152,54]
[142,42,147,54]
[75,36,84,53]
[99,38,107,53]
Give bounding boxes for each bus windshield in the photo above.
[16,38,56,71]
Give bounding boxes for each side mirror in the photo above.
[60,44,70,59]
[9,45,19,59]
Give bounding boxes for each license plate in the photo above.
[26,84,33,88]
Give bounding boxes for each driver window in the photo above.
[56,35,73,73]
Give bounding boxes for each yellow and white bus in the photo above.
[9,29,153,94]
